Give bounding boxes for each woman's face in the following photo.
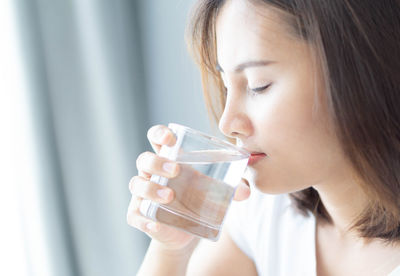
[216,0,354,194]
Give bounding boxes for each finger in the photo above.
[233,178,251,201]
[127,209,189,243]
[126,196,162,235]
[147,125,177,153]
[129,175,174,204]
[136,151,180,178]
[126,207,161,234]
[126,197,183,242]
[127,195,142,214]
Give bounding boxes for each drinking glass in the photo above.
[140,123,250,241]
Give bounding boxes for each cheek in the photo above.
[249,79,320,153]
[247,80,341,193]
[254,59,333,152]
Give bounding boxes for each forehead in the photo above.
[215,0,298,68]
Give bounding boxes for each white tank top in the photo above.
[224,188,400,276]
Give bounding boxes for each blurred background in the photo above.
[1,0,219,275]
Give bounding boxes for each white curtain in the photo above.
[2,0,150,275]
[2,0,208,275]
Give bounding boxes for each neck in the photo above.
[313,172,368,237]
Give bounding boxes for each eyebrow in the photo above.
[216,60,275,73]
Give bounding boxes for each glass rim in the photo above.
[168,123,250,157]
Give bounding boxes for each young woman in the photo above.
[127,0,400,275]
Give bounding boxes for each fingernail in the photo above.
[163,162,177,175]
[146,222,159,232]
[157,188,171,200]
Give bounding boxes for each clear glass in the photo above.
[140,123,250,241]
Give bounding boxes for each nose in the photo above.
[218,93,253,140]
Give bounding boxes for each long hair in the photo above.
[186,0,400,241]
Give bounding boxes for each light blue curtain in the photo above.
[10,0,210,275]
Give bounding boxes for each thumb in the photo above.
[233,178,251,201]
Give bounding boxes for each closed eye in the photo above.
[222,83,272,97]
[248,83,272,93]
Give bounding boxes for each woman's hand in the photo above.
[126,124,251,252]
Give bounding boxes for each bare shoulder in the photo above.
[186,227,258,276]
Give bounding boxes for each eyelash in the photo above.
[223,83,272,96]
[247,83,272,94]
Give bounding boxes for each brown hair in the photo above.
[186,0,400,242]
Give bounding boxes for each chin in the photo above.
[254,184,293,195]
[244,170,287,194]
[244,167,307,195]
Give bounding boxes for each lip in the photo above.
[247,153,267,166]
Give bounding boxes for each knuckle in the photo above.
[146,126,155,141]
[129,175,138,185]
[128,176,140,192]
[132,197,142,211]
[127,210,141,228]
[126,209,136,225]
[126,210,132,224]
[136,151,153,168]
[147,124,163,140]
[147,124,161,136]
